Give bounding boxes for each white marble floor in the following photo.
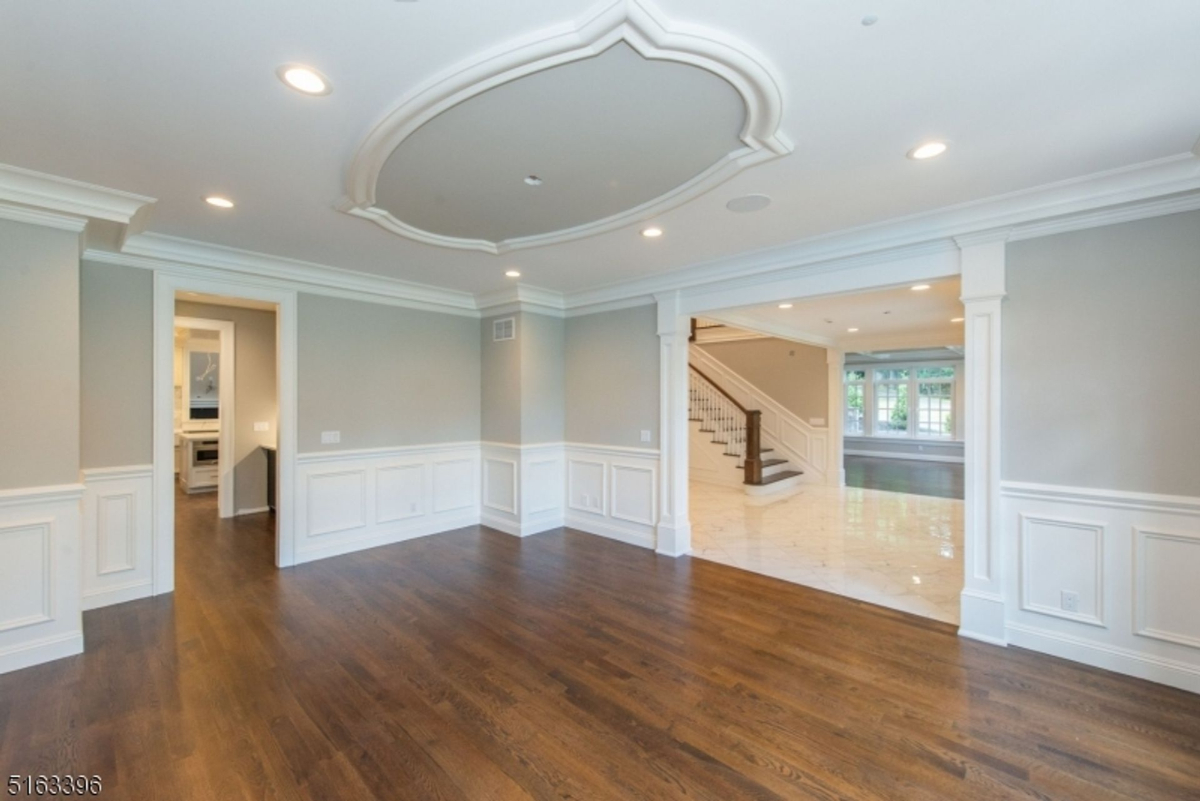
[690,481,964,624]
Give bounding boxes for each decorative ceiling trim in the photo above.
[337,0,791,255]
[0,163,154,224]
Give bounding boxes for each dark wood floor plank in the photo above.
[1,490,1198,800]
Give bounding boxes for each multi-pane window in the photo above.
[844,363,959,439]
[874,369,910,436]
[845,370,866,435]
[916,367,954,438]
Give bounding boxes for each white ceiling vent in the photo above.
[493,317,516,342]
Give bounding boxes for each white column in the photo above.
[956,233,1008,645]
[826,348,845,486]
[655,292,691,557]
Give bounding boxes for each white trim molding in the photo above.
[1001,481,1200,694]
[0,163,154,224]
[565,443,660,550]
[81,465,154,611]
[0,483,84,675]
[338,0,790,255]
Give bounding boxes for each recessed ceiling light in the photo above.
[907,141,948,160]
[951,317,964,323]
[204,196,234,209]
[847,327,859,333]
[778,303,793,309]
[911,284,932,291]
[726,194,772,213]
[505,270,521,278]
[277,64,331,96]
[523,175,543,187]
[641,227,663,238]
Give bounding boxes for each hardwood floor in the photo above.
[845,454,965,499]
[2,492,1198,800]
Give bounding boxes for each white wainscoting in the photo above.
[480,443,566,537]
[0,483,84,675]
[295,443,481,564]
[564,444,659,549]
[1002,481,1200,693]
[82,466,154,610]
[689,345,828,482]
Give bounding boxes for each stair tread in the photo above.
[754,470,803,486]
[736,458,788,469]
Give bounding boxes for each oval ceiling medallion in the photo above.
[337,0,792,255]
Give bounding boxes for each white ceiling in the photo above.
[375,42,744,244]
[711,277,964,348]
[2,0,1198,296]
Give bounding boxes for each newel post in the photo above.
[744,410,763,485]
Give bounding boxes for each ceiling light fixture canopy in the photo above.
[641,226,663,238]
[204,196,234,209]
[907,141,948,160]
[505,270,521,278]
[277,64,332,96]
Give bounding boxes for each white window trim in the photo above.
[843,360,965,443]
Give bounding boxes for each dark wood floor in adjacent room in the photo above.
[2,491,1197,800]
[845,454,965,499]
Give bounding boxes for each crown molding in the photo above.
[701,310,836,349]
[0,203,88,233]
[338,0,790,255]
[475,285,567,318]
[0,163,154,224]
[97,233,480,317]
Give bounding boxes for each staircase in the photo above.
[688,364,805,494]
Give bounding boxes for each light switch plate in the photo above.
[254,421,270,432]
[321,430,341,444]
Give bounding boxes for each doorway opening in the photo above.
[685,278,966,624]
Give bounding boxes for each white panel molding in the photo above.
[339,0,790,255]
[610,463,657,527]
[1002,480,1200,693]
[564,443,660,550]
[567,458,608,516]
[483,457,519,515]
[0,163,154,224]
[689,344,828,482]
[1018,514,1106,628]
[295,445,481,564]
[0,485,83,675]
[1133,527,1200,650]
[96,493,136,575]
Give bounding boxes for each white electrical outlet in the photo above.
[640,430,651,443]
[254,421,270,432]
[320,430,341,444]
[1061,590,1080,613]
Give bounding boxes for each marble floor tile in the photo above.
[690,481,964,624]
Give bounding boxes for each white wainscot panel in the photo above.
[0,486,83,675]
[307,470,367,537]
[524,458,562,515]
[296,445,481,565]
[1135,528,1200,649]
[483,458,518,514]
[434,457,477,513]
[0,520,52,631]
[1019,514,1105,627]
[568,459,606,515]
[376,463,424,524]
[82,466,154,611]
[611,464,656,526]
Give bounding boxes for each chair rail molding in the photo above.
[337,0,790,255]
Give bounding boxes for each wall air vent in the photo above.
[493,317,516,342]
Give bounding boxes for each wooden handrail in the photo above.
[689,362,763,484]
[689,364,749,413]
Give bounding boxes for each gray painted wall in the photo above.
[565,304,659,449]
[520,313,565,444]
[480,313,522,443]
[0,219,80,490]
[80,261,152,469]
[299,294,481,451]
[1003,210,1200,496]
[699,337,828,423]
[176,301,277,513]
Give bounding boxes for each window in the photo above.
[844,370,866,435]
[843,363,960,440]
[916,367,954,438]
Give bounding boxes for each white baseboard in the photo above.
[236,506,270,516]
[0,630,83,675]
[958,589,1007,646]
[565,512,655,550]
[1007,623,1200,694]
[480,510,563,538]
[82,579,153,611]
[295,512,481,564]
[845,448,964,464]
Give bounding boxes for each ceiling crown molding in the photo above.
[0,163,154,224]
[337,0,791,255]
